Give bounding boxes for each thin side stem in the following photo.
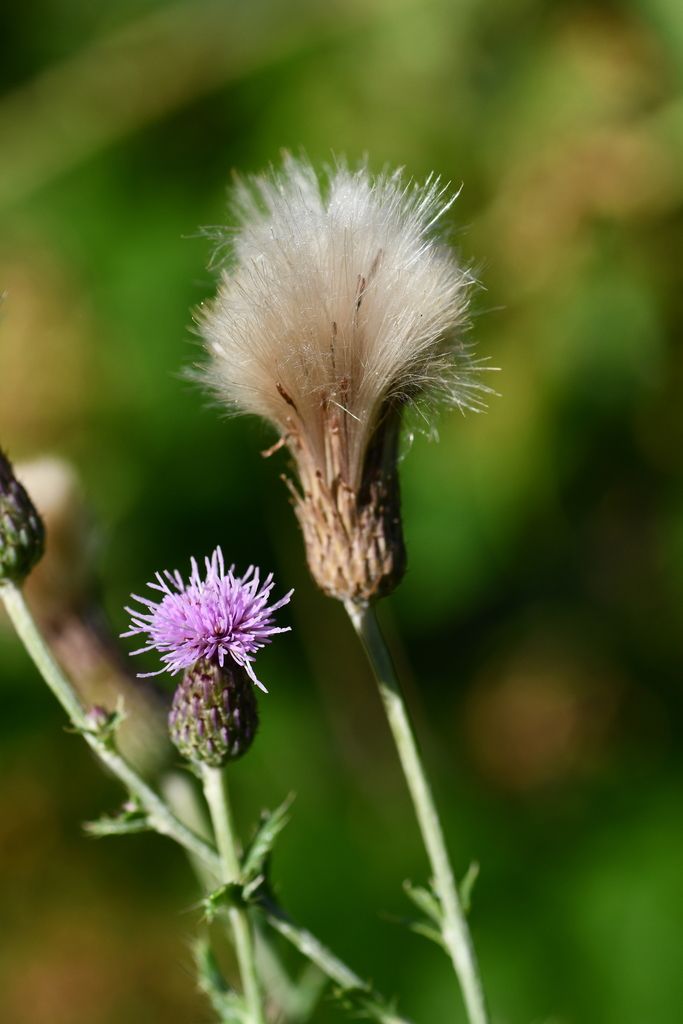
[259,894,412,1024]
[201,764,265,1024]
[0,581,219,874]
[345,601,489,1024]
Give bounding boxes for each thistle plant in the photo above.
[0,156,495,1024]
[1,448,409,1023]
[198,156,494,1024]
[123,547,296,1024]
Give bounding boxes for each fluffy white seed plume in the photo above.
[199,156,492,603]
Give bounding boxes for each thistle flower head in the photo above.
[123,547,292,692]
[0,449,45,585]
[198,156,493,603]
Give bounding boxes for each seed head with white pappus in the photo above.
[199,157,493,604]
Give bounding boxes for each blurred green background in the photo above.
[1,0,683,1021]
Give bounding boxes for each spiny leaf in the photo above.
[242,792,295,880]
[84,802,149,837]
[332,984,406,1024]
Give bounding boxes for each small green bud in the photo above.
[0,449,45,584]
[169,659,258,767]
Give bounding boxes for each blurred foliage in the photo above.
[1,0,683,1021]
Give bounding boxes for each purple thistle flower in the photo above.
[122,547,292,692]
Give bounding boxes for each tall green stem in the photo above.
[0,581,219,873]
[201,764,265,1024]
[344,601,489,1024]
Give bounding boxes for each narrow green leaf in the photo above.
[84,803,149,837]
[459,861,480,914]
[253,920,326,1022]
[194,940,249,1023]
[242,792,296,880]
[407,921,447,951]
[402,879,442,924]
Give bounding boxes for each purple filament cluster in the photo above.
[123,546,292,691]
